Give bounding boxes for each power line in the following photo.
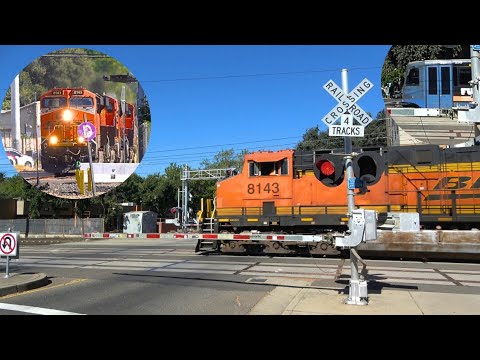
[137,135,391,168]
[140,66,381,83]
[144,135,302,154]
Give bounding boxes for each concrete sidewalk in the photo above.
[249,281,480,315]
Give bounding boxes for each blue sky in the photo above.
[0,45,391,178]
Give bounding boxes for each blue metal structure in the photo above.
[401,59,472,109]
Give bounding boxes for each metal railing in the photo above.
[0,218,104,236]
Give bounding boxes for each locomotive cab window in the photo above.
[280,159,288,175]
[70,97,94,110]
[248,158,289,176]
[406,67,419,86]
[106,99,115,112]
[249,161,259,176]
[42,97,67,109]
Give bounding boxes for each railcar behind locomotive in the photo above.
[40,87,137,175]
[214,144,480,233]
[392,59,472,109]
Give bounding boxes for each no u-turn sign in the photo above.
[0,233,18,257]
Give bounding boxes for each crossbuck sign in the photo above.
[322,78,374,137]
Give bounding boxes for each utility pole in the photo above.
[84,115,96,196]
[11,75,20,152]
[457,45,480,141]
[182,165,189,232]
[35,122,40,187]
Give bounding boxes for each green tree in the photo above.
[193,149,248,209]
[140,173,166,215]
[353,110,387,147]
[23,186,52,218]
[163,163,183,212]
[111,173,144,205]
[2,88,11,111]
[0,175,28,199]
[4,48,137,108]
[295,125,343,151]
[200,148,246,171]
[90,191,121,230]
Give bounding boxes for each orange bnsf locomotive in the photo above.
[214,144,480,233]
[40,88,136,175]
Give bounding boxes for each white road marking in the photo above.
[0,303,84,315]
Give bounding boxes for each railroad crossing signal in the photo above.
[314,151,384,188]
[121,86,126,115]
[322,78,374,130]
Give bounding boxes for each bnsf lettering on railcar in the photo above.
[425,176,480,201]
[433,176,480,190]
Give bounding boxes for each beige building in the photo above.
[0,101,40,155]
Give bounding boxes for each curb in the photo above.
[0,273,49,297]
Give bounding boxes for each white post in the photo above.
[342,69,367,305]
[11,75,21,152]
[471,46,480,143]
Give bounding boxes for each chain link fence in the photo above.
[0,218,104,235]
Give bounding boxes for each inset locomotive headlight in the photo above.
[49,135,58,145]
[63,109,73,121]
[77,136,85,144]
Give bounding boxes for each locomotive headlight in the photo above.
[77,136,85,144]
[49,135,58,145]
[63,109,73,121]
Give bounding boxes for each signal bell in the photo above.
[313,154,345,187]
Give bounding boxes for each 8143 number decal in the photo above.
[247,183,279,194]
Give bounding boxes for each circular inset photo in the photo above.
[0,48,151,199]
[381,45,477,146]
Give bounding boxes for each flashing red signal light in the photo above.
[317,160,335,176]
[313,154,345,187]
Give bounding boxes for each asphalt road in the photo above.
[1,238,480,315]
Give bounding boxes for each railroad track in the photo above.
[20,170,119,199]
